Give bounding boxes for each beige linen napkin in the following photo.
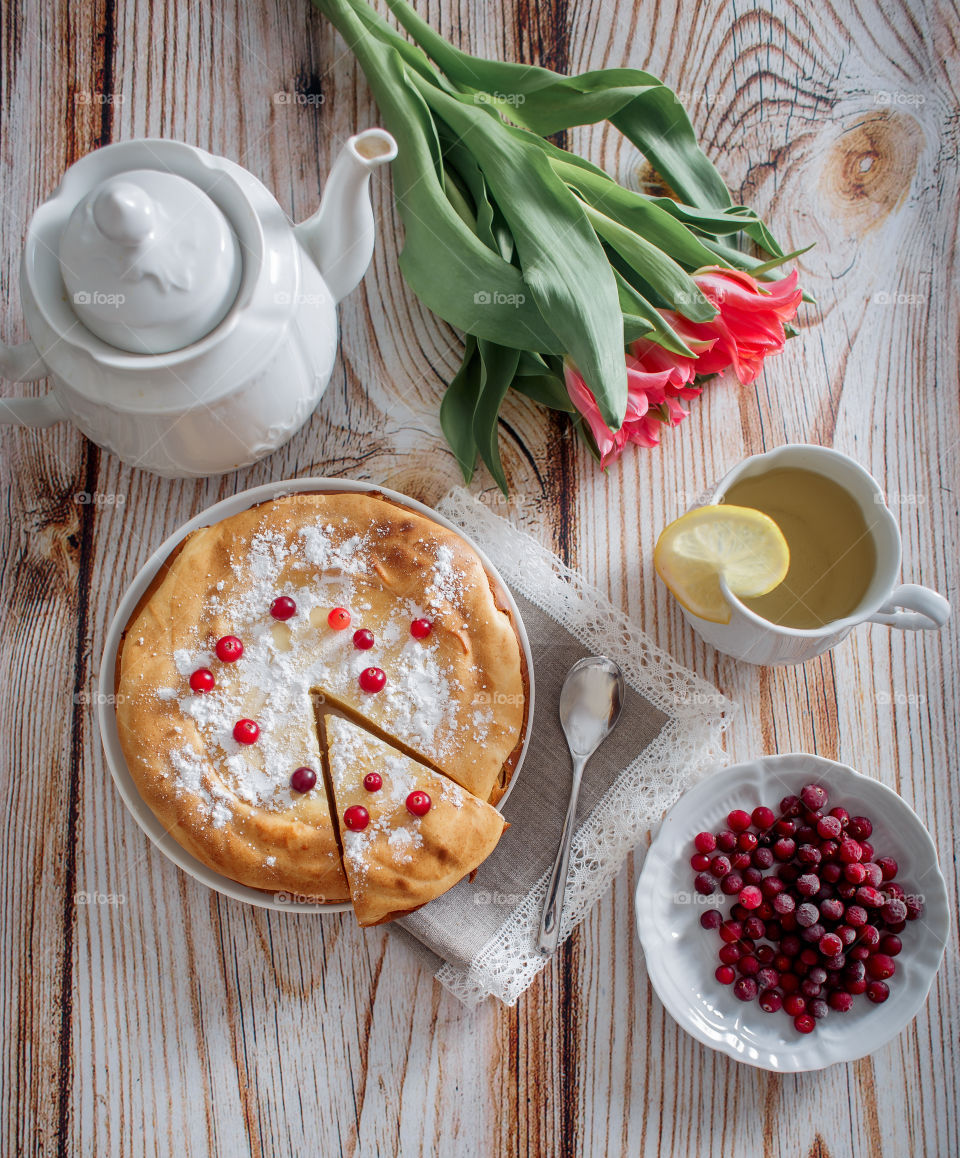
[391,490,734,1006]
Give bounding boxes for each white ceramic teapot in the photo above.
[0,131,397,477]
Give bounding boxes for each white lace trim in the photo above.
[429,489,736,1007]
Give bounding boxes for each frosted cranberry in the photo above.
[691,853,711,872]
[343,804,369,831]
[876,856,898,880]
[856,886,884,908]
[859,841,874,862]
[738,955,760,977]
[800,784,828,811]
[779,794,801,817]
[861,923,881,953]
[715,965,736,985]
[775,818,797,837]
[718,944,741,965]
[719,920,743,943]
[709,855,730,878]
[215,635,243,662]
[821,863,842,883]
[720,873,744,896]
[838,838,863,864]
[773,837,796,861]
[819,933,843,957]
[752,847,774,869]
[406,790,431,816]
[694,831,717,853]
[358,667,386,693]
[700,908,723,930]
[880,934,902,956]
[363,772,383,792]
[327,606,351,630]
[819,898,845,923]
[739,886,762,910]
[796,903,819,928]
[817,815,843,840]
[829,990,854,1012]
[783,994,806,1016]
[806,966,827,985]
[837,925,857,947]
[189,668,215,693]
[843,862,867,884]
[759,989,782,1013]
[845,904,867,928]
[733,977,758,1002]
[829,807,850,828]
[797,844,822,866]
[780,934,802,957]
[867,954,896,981]
[796,874,820,897]
[883,896,908,924]
[802,924,826,944]
[731,852,752,871]
[270,596,297,621]
[861,862,883,888]
[801,978,822,999]
[737,831,758,853]
[233,718,259,744]
[836,881,856,900]
[819,840,839,862]
[353,629,375,650]
[742,867,763,887]
[752,805,776,830]
[808,998,829,1020]
[410,618,433,639]
[290,766,316,792]
[773,893,796,916]
[761,876,785,898]
[849,946,870,963]
[716,830,737,852]
[884,881,905,900]
[905,895,924,920]
[866,980,890,1003]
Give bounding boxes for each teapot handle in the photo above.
[0,338,64,427]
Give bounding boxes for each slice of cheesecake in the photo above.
[324,713,506,926]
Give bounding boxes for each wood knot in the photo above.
[820,112,922,230]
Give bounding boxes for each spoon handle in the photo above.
[537,754,587,956]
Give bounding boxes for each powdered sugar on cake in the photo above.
[157,511,490,832]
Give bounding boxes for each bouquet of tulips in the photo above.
[312,0,806,485]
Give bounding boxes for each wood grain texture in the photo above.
[1,0,958,1155]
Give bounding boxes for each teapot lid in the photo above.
[58,169,242,354]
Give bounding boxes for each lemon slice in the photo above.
[654,505,790,624]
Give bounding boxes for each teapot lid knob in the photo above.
[91,181,157,246]
[58,169,242,355]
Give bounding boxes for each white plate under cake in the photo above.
[116,491,526,920]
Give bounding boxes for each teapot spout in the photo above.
[295,129,397,305]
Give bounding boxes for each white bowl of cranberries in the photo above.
[634,753,949,1071]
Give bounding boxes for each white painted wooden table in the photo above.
[1,1,957,1154]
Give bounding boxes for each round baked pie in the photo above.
[115,491,526,919]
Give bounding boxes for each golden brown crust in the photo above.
[325,714,506,927]
[115,491,524,904]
